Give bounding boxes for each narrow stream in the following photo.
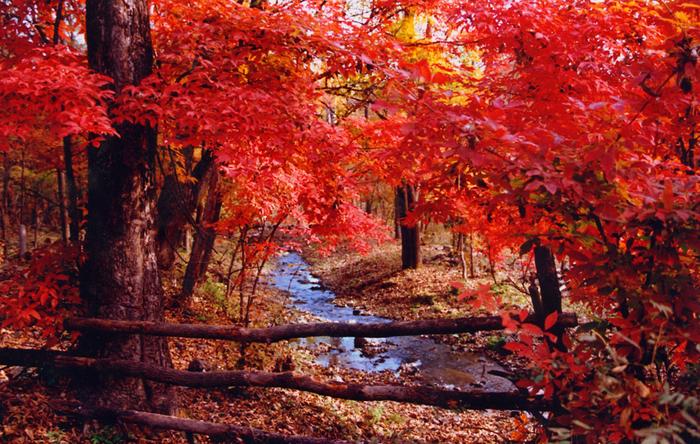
[272,252,516,393]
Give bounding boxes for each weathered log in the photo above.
[0,348,73,366]
[0,348,554,411]
[55,404,349,444]
[65,312,578,343]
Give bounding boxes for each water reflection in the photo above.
[272,252,515,392]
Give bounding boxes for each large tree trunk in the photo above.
[179,166,221,303]
[395,184,421,269]
[155,148,214,270]
[82,0,174,413]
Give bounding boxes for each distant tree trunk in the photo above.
[249,0,267,9]
[395,184,420,269]
[32,199,39,248]
[2,153,11,260]
[63,137,80,242]
[468,232,475,278]
[393,204,401,240]
[155,148,214,270]
[528,275,543,321]
[677,133,696,169]
[57,5,80,243]
[81,0,174,413]
[18,224,26,258]
[456,233,467,280]
[179,167,222,303]
[56,167,68,243]
[19,151,25,227]
[364,198,373,215]
[184,227,193,253]
[53,0,64,45]
[486,240,497,284]
[534,245,564,349]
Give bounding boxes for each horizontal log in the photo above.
[55,404,350,444]
[65,312,578,343]
[0,348,554,411]
[0,347,72,366]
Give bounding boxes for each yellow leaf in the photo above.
[620,407,632,427]
[631,379,651,398]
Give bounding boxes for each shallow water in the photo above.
[272,252,516,392]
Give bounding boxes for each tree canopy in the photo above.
[0,0,698,441]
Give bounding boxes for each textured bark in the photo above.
[83,0,174,413]
[57,406,350,444]
[396,184,421,269]
[65,312,578,342]
[179,166,221,303]
[0,348,556,411]
[155,149,214,270]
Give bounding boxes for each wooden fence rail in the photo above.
[64,312,578,342]
[54,403,350,444]
[0,347,553,411]
[2,312,578,441]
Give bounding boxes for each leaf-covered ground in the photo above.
[0,241,539,443]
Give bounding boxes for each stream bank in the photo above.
[273,252,516,393]
[304,242,535,375]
